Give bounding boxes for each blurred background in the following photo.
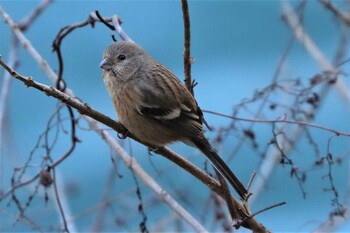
[1,0,350,232]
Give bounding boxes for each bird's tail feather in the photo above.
[192,137,248,199]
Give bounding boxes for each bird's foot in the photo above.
[148,146,160,155]
[117,129,129,139]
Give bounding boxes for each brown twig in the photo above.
[203,109,350,137]
[180,0,250,222]
[51,169,70,233]
[214,170,241,221]
[181,0,193,94]
[246,171,256,192]
[248,201,286,219]
[52,11,113,91]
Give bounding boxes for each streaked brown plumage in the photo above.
[100,41,247,199]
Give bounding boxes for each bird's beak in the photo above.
[99,58,111,70]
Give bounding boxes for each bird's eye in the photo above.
[118,54,126,60]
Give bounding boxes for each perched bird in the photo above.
[100,41,248,199]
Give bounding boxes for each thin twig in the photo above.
[283,0,350,103]
[95,10,114,30]
[0,37,19,194]
[0,6,58,83]
[203,109,350,137]
[0,173,40,201]
[0,0,52,173]
[214,170,241,221]
[180,0,248,222]
[312,206,350,233]
[319,0,350,26]
[17,0,53,30]
[52,169,70,233]
[111,15,134,42]
[246,171,256,192]
[181,0,193,94]
[248,201,286,219]
[52,171,78,232]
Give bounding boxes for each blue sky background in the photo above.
[1,0,350,232]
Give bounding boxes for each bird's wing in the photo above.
[130,64,201,124]
[132,80,191,121]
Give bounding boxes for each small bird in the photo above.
[100,41,248,199]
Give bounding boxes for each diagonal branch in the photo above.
[16,0,53,30]
[319,0,350,26]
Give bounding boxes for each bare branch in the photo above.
[282,0,350,103]
[111,15,134,42]
[0,37,19,194]
[0,6,58,83]
[214,170,241,221]
[312,206,350,232]
[203,109,350,137]
[0,173,40,201]
[181,0,193,94]
[51,171,76,233]
[17,0,53,30]
[319,0,350,26]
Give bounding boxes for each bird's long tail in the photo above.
[192,137,248,200]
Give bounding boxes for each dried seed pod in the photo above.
[40,170,54,187]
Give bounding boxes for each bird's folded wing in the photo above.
[131,79,199,121]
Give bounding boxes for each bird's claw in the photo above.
[148,146,160,155]
[117,129,129,139]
